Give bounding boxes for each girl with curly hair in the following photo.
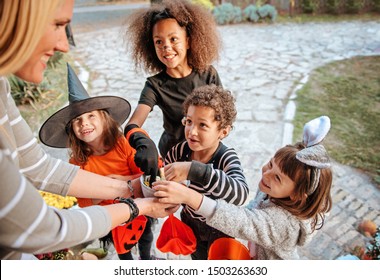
[122,0,223,185]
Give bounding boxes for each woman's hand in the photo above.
[135,197,179,218]
[164,162,191,182]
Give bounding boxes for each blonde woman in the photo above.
[0,0,177,260]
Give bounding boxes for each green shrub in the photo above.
[257,4,278,21]
[301,0,315,13]
[326,0,340,14]
[212,3,243,25]
[9,75,48,108]
[371,0,380,12]
[242,4,277,23]
[243,5,260,22]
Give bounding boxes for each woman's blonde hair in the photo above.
[0,0,62,76]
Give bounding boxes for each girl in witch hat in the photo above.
[39,63,156,260]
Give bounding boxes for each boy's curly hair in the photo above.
[123,0,222,74]
[183,84,236,130]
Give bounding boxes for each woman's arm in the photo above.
[68,169,132,199]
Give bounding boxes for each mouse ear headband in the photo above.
[296,116,331,195]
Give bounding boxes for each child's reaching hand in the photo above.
[163,162,191,182]
[152,180,203,211]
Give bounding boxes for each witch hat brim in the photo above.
[39,64,131,148]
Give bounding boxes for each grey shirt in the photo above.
[0,77,111,259]
[196,191,313,259]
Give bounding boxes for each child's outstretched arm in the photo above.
[152,180,203,211]
[188,149,249,206]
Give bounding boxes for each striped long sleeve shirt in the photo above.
[0,77,111,259]
[165,141,249,221]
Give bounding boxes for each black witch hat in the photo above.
[39,63,131,148]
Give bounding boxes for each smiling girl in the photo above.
[121,0,223,184]
[39,64,159,260]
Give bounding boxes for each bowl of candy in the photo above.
[140,168,165,198]
[140,175,158,198]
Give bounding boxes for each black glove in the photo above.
[125,125,159,186]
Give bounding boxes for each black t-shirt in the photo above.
[139,65,222,156]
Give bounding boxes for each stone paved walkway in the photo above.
[52,17,380,260]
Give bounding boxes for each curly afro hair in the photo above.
[183,84,236,130]
[123,0,222,74]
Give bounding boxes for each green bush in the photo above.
[372,0,380,12]
[301,0,315,13]
[326,0,340,14]
[212,3,243,25]
[243,5,260,22]
[242,4,277,23]
[257,4,278,21]
[9,75,48,108]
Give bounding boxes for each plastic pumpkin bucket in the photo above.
[156,214,196,255]
[208,237,251,260]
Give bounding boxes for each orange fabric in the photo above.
[156,214,196,255]
[70,136,148,254]
[112,216,147,254]
[125,127,149,143]
[70,136,142,207]
[208,237,251,260]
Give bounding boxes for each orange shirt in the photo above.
[70,136,142,207]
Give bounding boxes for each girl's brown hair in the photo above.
[123,0,221,74]
[68,110,122,165]
[270,142,333,231]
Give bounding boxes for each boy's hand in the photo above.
[164,162,191,182]
[153,181,203,211]
[152,180,189,205]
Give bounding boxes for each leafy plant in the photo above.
[8,75,49,109]
[243,5,260,22]
[326,0,341,14]
[301,0,315,13]
[242,4,277,23]
[257,4,278,21]
[212,3,243,25]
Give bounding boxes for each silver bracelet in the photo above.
[127,180,134,198]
